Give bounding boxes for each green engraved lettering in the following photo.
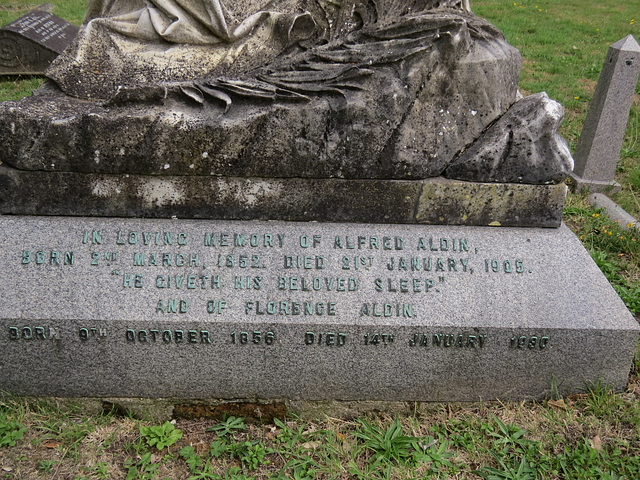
[92,230,103,245]
[204,233,217,246]
[279,301,291,315]
[234,233,246,247]
[134,253,145,266]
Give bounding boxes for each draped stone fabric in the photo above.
[83,0,303,44]
[46,0,471,99]
[47,0,319,99]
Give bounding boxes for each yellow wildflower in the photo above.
[628,222,634,228]
[592,213,600,218]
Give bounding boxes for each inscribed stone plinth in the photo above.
[0,216,637,402]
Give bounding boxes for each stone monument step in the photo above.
[0,166,567,227]
[1,216,636,402]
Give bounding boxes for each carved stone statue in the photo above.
[0,0,573,224]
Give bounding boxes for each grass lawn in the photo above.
[0,1,639,479]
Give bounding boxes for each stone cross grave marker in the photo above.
[0,5,79,75]
[571,35,640,192]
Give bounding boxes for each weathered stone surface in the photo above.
[0,216,637,401]
[0,7,79,75]
[571,35,640,193]
[0,24,521,180]
[415,178,567,227]
[0,165,566,227]
[0,1,576,187]
[445,93,573,184]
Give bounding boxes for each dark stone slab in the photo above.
[0,8,78,75]
[0,165,566,227]
[0,216,637,401]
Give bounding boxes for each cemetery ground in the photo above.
[0,0,639,478]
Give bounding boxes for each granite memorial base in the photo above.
[0,216,637,408]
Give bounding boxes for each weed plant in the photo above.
[2,397,640,479]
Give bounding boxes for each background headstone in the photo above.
[0,5,78,75]
[571,35,640,192]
